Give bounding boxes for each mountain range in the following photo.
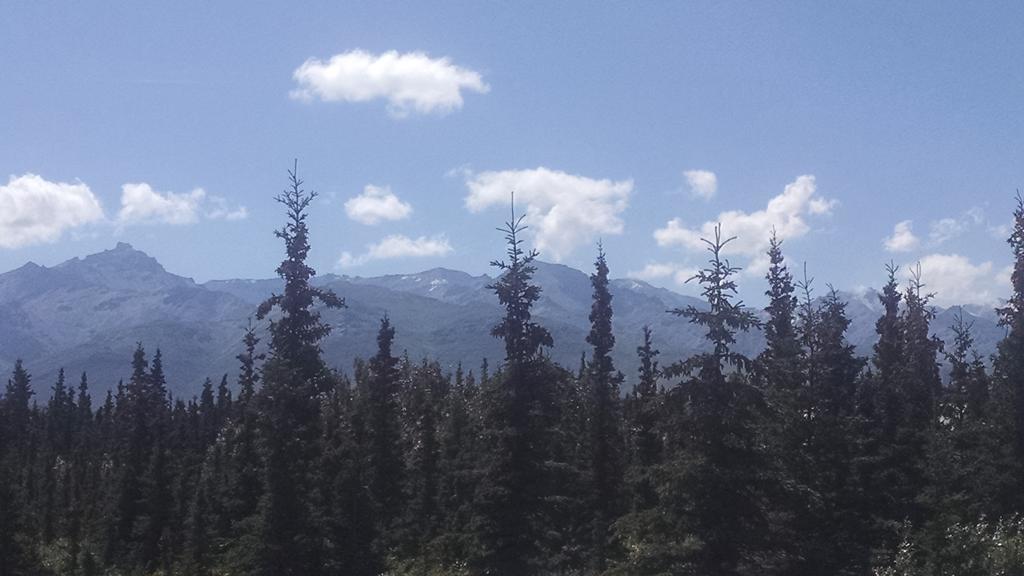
[0,243,1008,399]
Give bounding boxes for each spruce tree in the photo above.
[361,315,405,535]
[803,286,868,573]
[0,360,40,576]
[610,326,666,575]
[993,191,1024,512]
[584,243,625,571]
[661,224,769,575]
[252,161,344,576]
[472,198,557,574]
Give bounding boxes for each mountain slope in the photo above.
[0,244,1008,398]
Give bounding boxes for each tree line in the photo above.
[1,166,1023,575]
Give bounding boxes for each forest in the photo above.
[1,166,1023,576]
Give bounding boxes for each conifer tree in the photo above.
[236,319,264,411]
[893,266,942,525]
[362,315,405,535]
[755,234,808,570]
[584,243,625,571]
[0,360,40,576]
[803,286,868,573]
[610,326,666,575]
[472,197,557,574]
[661,224,769,575]
[993,191,1024,512]
[252,161,344,576]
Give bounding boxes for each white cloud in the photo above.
[905,253,1008,307]
[929,217,967,245]
[291,49,489,117]
[683,169,717,200]
[463,167,633,261]
[118,183,247,225]
[339,234,452,267]
[654,175,833,267]
[206,196,249,221]
[995,264,1014,289]
[628,262,676,280]
[118,183,204,225]
[883,220,921,253]
[0,173,104,249]
[344,185,412,225]
[626,262,699,294]
[990,223,1012,239]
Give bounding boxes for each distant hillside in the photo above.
[0,244,1007,398]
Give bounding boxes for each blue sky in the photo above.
[1,1,1021,307]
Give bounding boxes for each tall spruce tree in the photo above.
[584,243,625,571]
[253,161,344,576]
[803,286,868,573]
[993,191,1024,512]
[0,360,40,576]
[472,197,556,574]
[362,315,405,535]
[661,224,769,575]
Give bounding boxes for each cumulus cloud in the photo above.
[0,173,104,248]
[905,253,1009,307]
[118,183,204,225]
[344,185,412,225]
[883,220,921,253]
[118,183,247,225]
[683,169,717,200]
[339,234,452,267]
[654,175,834,271]
[464,167,633,261]
[291,49,489,117]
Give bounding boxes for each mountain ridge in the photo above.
[0,244,1007,398]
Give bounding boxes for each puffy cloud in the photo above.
[118,183,247,225]
[0,173,104,248]
[654,175,834,268]
[883,220,921,253]
[118,183,204,225]
[905,253,1008,307]
[683,169,717,200]
[339,234,452,267]
[291,49,489,117]
[464,167,633,261]
[344,185,412,225]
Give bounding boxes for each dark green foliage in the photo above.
[471,199,562,574]
[361,316,405,536]
[252,162,344,576]
[992,191,1024,513]
[584,243,626,571]
[655,224,773,575]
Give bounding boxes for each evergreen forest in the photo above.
[4,165,1024,576]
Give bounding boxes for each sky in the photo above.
[1,1,1022,307]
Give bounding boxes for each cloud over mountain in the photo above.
[0,173,104,248]
[345,185,412,225]
[464,167,633,261]
[654,175,834,272]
